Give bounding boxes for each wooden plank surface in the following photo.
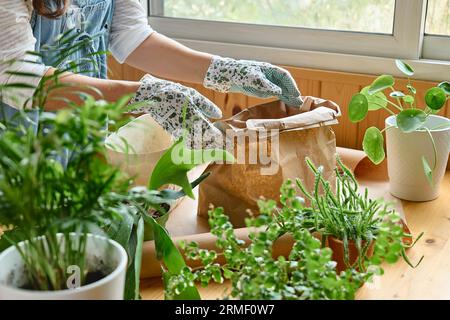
[140,172,450,300]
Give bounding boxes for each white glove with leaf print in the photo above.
[204,56,303,107]
[128,75,224,149]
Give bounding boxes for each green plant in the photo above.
[296,157,423,271]
[348,60,449,183]
[106,136,234,300]
[0,97,132,290]
[0,28,234,298]
[163,156,423,300]
[167,206,367,300]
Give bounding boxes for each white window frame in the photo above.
[147,0,450,81]
[423,36,450,61]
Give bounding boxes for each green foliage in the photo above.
[439,81,450,95]
[422,156,433,186]
[168,206,366,300]
[363,127,385,165]
[348,60,449,180]
[395,60,414,77]
[296,157,420,271]
[150,138,234,199]
[164,157,421,300]
[0,28,225,299]
[0,97,132,290]
[361,86,387,111]
[348,94,368,122]
[396,109,427,133]
[368,75,395,94]
[144,214,200,300]
[425,87,447,110]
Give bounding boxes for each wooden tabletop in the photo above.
[141,172,450,300]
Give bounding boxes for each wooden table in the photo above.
[141,172,450,300]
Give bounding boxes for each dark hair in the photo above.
[32,0,69,19]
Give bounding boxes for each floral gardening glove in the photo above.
[204,56,303,107]
[128,75,224,149]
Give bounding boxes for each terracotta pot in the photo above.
[327,236,374,273]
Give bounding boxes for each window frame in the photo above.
[423,36,450,61]
[149,0,428,58]
[146,0,450,81]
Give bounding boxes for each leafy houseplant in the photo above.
[296,157,423,273]
[348,61,450,201]
[106,135,234,300]
[163,157,422,300]
[0,27,234,299]
[0,97,132,298]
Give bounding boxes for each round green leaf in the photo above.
[425,87,446,110]
[361,86,387,111]
[402,95,415,105]
[368,75,395,94]
[390,91,405,98]
[438,81,450,95]
[395,60,414,77]
[396,109,427,133]
[348,94,368,122]
[363,127,385,165]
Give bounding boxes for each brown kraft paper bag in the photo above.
[198,96,341,227]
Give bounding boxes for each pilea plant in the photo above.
[348,60,449,183]
[296,157,423,271]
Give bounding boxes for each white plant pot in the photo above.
[0,234,127,300]
[385,115,450,201]
[105,114,173,186]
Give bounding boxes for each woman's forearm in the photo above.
[41,68,140,111]
[125,33,213,84]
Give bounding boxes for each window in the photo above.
[425,0,450,36]
[159,0,396,34]
[148,0,450,78]
[423,0,450,61]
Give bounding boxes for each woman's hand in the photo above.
[203,56,303,108]
[128,75,223,149]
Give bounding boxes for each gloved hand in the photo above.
[203,56,303,107]
[128,75,223,149]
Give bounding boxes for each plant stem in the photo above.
[381,97,403,112]
[371,102,396,116]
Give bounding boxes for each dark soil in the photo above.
[85,270,107,285]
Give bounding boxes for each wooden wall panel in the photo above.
[108,57,449,161]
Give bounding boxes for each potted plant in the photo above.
[0,98,132,299]
[296,157,423,273]
[348,61,450,201]
[0,29,233,300]
[162,159,422,300]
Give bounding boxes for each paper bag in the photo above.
[198,97,341,227]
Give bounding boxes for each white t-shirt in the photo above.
[0,0,154,109]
